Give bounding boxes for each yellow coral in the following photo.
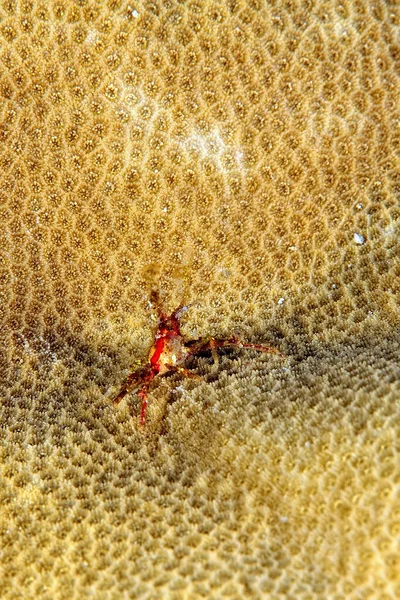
[1,0,400,598]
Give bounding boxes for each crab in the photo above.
[112,291,284,425]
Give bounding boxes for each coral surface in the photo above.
[0,0,399,598]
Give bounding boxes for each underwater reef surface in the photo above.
[0,0,399,598]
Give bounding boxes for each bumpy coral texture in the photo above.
[1,0,400,598]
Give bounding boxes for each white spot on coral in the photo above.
[278,297,285,305]
[174,385,191,400]
[235,149,245,171]
[175,305,188,320]
[183,130,226,162]
[353,233,365,245]
[180,129,246,183]
[85,30,98,45]
[217,266,232,279]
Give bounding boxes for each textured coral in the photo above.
[0,0,400,598]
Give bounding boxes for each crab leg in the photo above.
[112,367,149,405]
[163,365,201,380]
[186,336,285,362]
[112,365,155,408]
[235,340,285,357]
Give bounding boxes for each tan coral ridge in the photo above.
[1,0,400,598]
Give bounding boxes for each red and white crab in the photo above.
[113,291,284,425]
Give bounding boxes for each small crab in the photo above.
[112,291,284,425]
